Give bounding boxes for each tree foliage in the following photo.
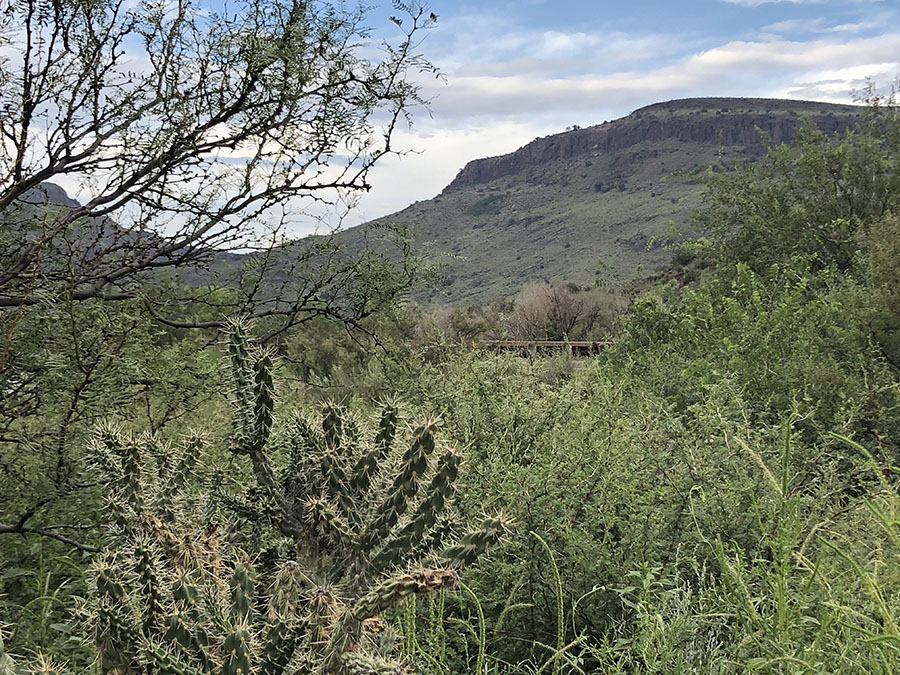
[696,87,900,272]
[0,0,435,326]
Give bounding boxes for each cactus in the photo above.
[443,516,512,568]
[79,322,509,674]
[350,403,399,496]
[0,642,72,675]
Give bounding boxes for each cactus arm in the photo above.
[165,577,215,670]
[358,419,438,555]
[157,434,203,518]
[349,403,399,495]
[121,436,144,514]
[281,413,323,500]
[244,352,307,539]
[259,618,306,675]
[350,570,458,623]
[324,569,458,672]
[443,515,512,568]
[340,651,406,675]
[253,353,276,453]
[135,539,165,636]
[228,321,256,450]
[243,353,279,491]
[229,326,301,541]
[91,561,143,673]
[90,423,125,484]
[163,614,214,672]
[94,605,142,674]
[321,401,345,453]
[142,641,205,675]
[258,560,309,673]
[231,346,307,541]
[371,449,461,572]
[316,403,360,526]
[319,445,355,520]
[305,497,353,548]
[221,623,253,675]
[230,563,254,622]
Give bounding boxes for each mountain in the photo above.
[21,98,866,309]
[357,97,864,305]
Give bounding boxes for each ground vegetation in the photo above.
[3,45,900,674]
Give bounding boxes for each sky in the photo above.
[345,0,900,228]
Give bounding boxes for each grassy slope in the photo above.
[393,139,712,303]
[357,98,863,305]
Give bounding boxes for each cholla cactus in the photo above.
[82,322,509,674]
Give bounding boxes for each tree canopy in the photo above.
[0,0,435,324]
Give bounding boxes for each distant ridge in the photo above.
[446,97,863,191]
[34,98,864,308]
[355,97,866,304]
[24,98,864,305]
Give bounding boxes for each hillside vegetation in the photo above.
[359,97,864,304]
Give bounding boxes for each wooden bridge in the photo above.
[480,340,610,357]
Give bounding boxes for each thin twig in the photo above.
[0,522,99,552]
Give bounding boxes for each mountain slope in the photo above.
[359,97,864,305]
[19,98,866,309]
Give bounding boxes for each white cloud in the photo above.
[428,13,686,75]
[722,0,824,6]
[761,17,880,34]
[773,61,900,100]
[348,120,560,227]
[825,21,879,32]
[416,32,900,122]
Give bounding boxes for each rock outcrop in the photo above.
[445,98,863,191]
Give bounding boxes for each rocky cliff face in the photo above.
[445,97,863,191]
[20,182,80,208]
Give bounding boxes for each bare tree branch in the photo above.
[0,522,100,552]
[0,0,436,323]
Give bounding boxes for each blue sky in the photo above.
[349,0,899,227]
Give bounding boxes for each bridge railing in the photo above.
[480,340,610,357]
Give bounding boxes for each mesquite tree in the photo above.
[0,0,435,320]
